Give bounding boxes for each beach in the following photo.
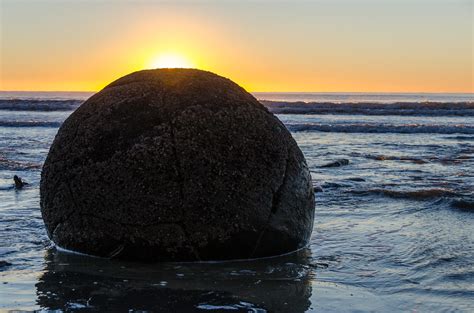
[0,92,473,312]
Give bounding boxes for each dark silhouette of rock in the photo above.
[320,159,350,168]
[40,69,315,261]
[347,177,365,182]
[313,185,324,193]
[13,175,28,189]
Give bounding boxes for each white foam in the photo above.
[54,243,103,258]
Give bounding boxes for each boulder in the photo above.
[40,69,315,261]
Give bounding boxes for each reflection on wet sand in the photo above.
[36,248,314,312]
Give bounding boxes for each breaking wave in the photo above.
[0,156,41,171]
[451,199,474,212]
[353,188,460,200]
[263,101,474,116]
[360,153,471,165]
[0,121,62,127]
[0,99,83,111]
[286,123,474,134]
[3,98,473,117]
[352,188,473,212]
[441,135,474,141]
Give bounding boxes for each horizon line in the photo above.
[1,90,473,95]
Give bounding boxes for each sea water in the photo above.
[0,92,473,312]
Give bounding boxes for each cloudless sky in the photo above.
[1,0,472,92]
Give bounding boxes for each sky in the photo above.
[0,0,472,92]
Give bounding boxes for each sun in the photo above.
[148,53,194,69]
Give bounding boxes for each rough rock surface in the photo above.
[40,69,315,261]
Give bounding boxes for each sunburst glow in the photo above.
[148,53,194,69]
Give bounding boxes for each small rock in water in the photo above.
[313,185,324,193]
[0,260,12,268]
[347,177,365,182]
[13,175,28,189]
[320,159,350,168]
[321,182,347,189]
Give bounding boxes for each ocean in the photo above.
[0,91,473,312]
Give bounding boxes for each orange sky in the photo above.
[1,1,472,93]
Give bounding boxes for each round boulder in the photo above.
[40,69,315,261]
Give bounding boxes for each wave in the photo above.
[353,188,460,200]
[451,199,474,212]
[0,99,83,111]
[0,121,62,127]
[441,135,474,141]
[355,189,473,212]
[362,154,471,165]
[0,157,41,171]
[365,154,429,164]
[286,123,474,134]
[2,98,473,116]
[263,101,474,116]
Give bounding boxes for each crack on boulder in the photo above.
[51,222,61,240]
[168,120,202,261]
[175,222,202,262]
[108,244,125,259]
[48,183,82,241]
[270,156,290,214]
[66,182,80,212]
[50,183,79,232]
[250,147,291,258]
[168,121,185,202]
[270,147,291,216]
